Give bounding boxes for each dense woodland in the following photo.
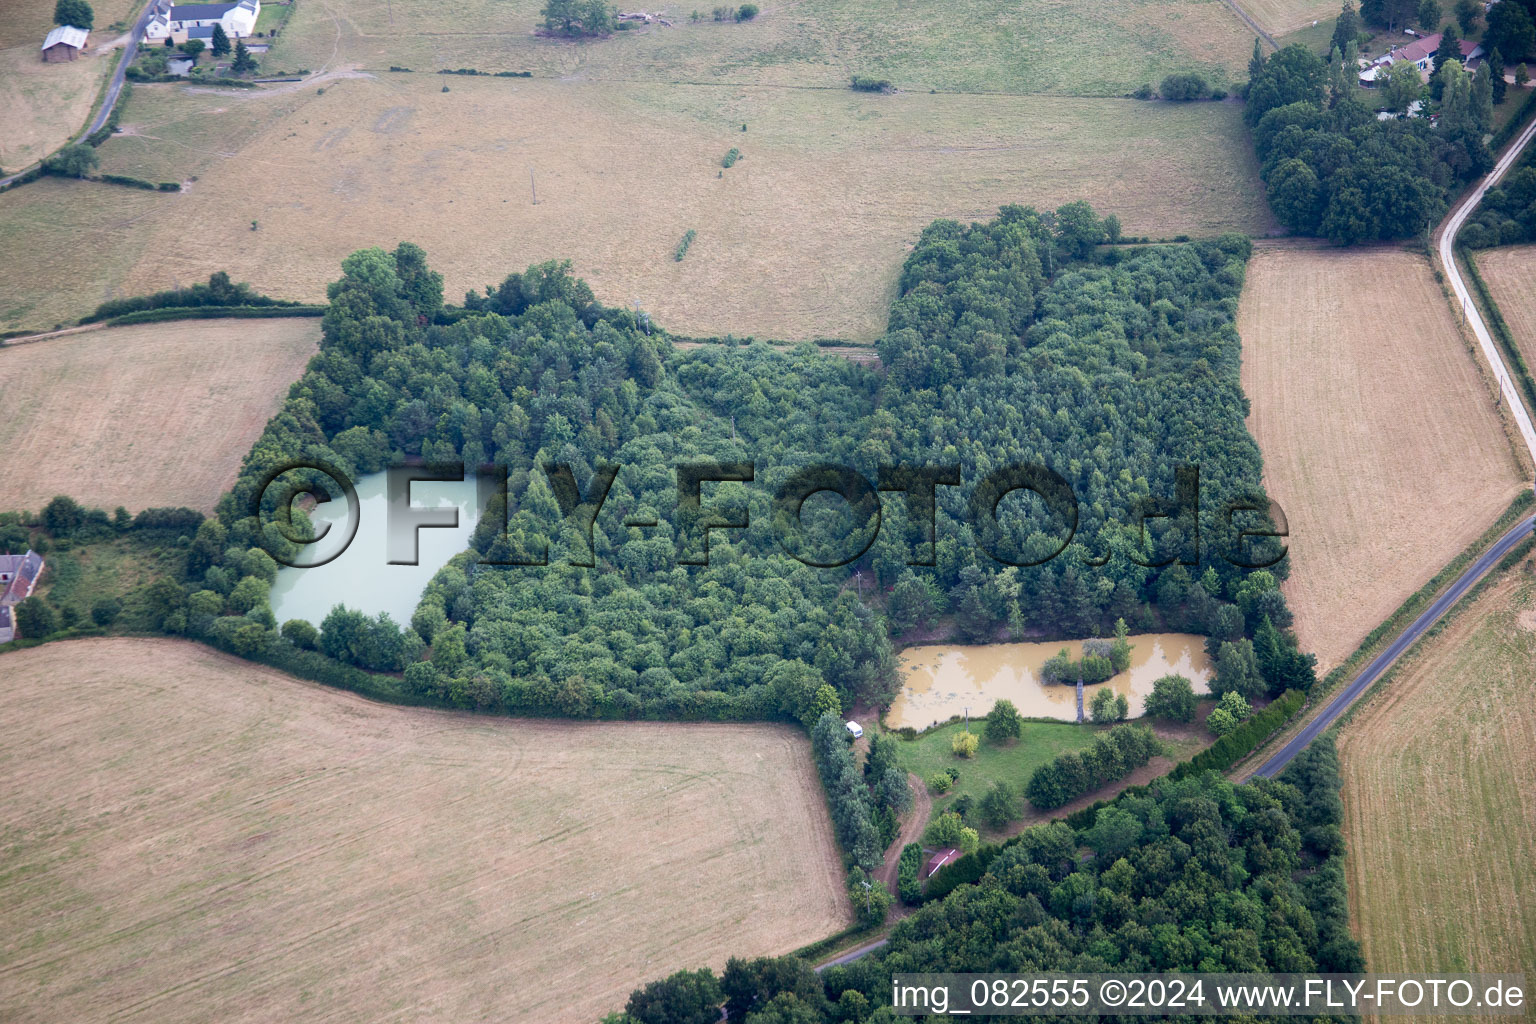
[611,739,1362,1023]
[1462,145,1536,246]
[1246,40,1495,243]
[161,207,1312,724]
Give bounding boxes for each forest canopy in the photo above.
[204,209,1306,722]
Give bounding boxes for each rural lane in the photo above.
[0,0,155,190]
[1252,512,1536,778]
[1436,110,1536,465]
[1254,113,1536,779]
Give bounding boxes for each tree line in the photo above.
[608,739,1363,1022]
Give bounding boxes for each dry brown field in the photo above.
[0,75,1275,340]
[1235,0,1340,37]
[0,317,318,513]
[0,0,141,167]
[0,638,848,1024]
[1238,244,1527,672]
[1339,567,1536,1009]
[0,40,113,168]
[1477,245,1536,377]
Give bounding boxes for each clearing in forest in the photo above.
[1339,566,1536,1001]
[0,638,848,1024]
[0,317,319,513]
[1237,244,1526,672]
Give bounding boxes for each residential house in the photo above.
[41,24,89,61]
[143,0,261,45]
[0,550,45,642]
[1360,33,1485,86]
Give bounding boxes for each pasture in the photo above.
[0,317,318,512]
[1237,0,1341,38]
[0,0,140,167]
[1476,245,1536,377]
[264,0,1253,96]
[26,75,1277,342]
[1339,566,1536,995]
[1238,244,1527,672]
[0,638,848,1024]
[0,39,112,169]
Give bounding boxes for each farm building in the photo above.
[0,550,45,642]
[1359,33,1484,85]
[142,0,260,44]
[41,25,89,61]
[925,848,961,878]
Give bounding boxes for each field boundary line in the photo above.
[1326,537,1535,736]
[1217,0,1279,49]
[1234,490,1534,778]
[1460,246,1536,427]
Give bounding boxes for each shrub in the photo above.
[977,780,1023,829]
[1089,687,1128,723]
[1144,673,1197,722]
[15,596,57,639]
[851,75,892,92]
[674,228,696,261]
[923,811,980,853]
[90,596,122,626]
[1160,72,1212,100]
[1025,724,1158,809]
[896,842,923,903]
[984,698,1022,742]
[282,618,320,649]
[736,2,758,17]
[44,144,98,179]
[951,729,978,758]
[721,147,741,168]
[1132,82,1154,99]
[927,771,954,793]
[847,867,892,924]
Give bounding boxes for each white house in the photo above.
[143,0,260,45]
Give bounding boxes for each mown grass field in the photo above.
[1238,243,1528,673]
[1238,0,1340,37]
[886,718,1207,836]
[1339,566,1536,1001]
[1477,245,1536,377]
[7,75,1276,340]
[0,638,849,1024]
[0,318,318,512]
[265,0,1253,96]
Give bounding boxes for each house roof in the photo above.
[42,24,89,49]
[1394,33,1441,63]
[925,848,961,877]
[168,2,241,19]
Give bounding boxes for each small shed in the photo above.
[926,848,961,878]
[42,25,89,61]
[845,720,863,740]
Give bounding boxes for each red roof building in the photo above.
[925,848,961,877]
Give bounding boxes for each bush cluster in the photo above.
[1024,723,1158,809]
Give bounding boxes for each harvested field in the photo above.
[1476,245,1536,376]
[1339,567,1536,1003]
[17,76,1277,341]
[0,40,113,169]
[0,317,318,513]
[1235,0,1339,37]
[0,176,165,331]
[0,638,849,1024]
[1238,244,1527,672]
[266,0,1252,96]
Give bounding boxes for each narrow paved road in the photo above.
[1253,513,1535,778]
[0,0,154,189]
[1255,117,1536,778]
[815,938,888,972]
[1437,111,1536,464]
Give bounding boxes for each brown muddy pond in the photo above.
[886,634,1214,730]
